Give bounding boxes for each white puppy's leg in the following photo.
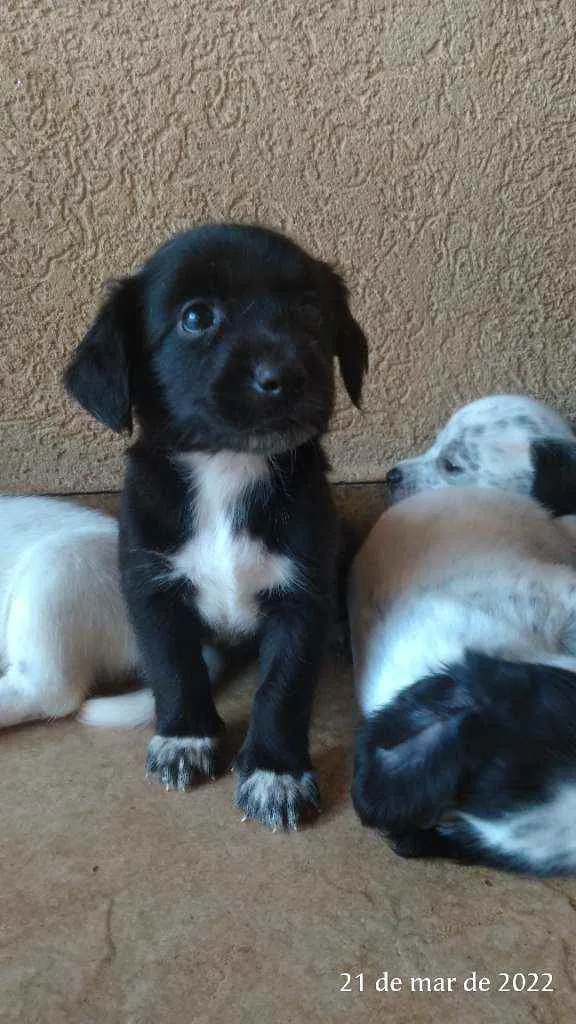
[0,529,136,728]
[0,583,88,726]
[0,663,82,727]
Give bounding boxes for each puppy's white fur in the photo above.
[350,487,576,717]
[0,497,139,727]
[172,452,294,636]
[0,497,223,729]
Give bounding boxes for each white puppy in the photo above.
[0,497,155,728]
[349,395,576,875]
[0,496,226,730]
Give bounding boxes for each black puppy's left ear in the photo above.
[322,265,369,408]
[531,438,576,516]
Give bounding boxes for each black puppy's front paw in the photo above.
[236,767,320,830]
[146,734,219,791]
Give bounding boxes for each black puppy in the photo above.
[65,224,368,829]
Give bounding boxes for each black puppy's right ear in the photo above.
[531,438,576,516]
[64,277,139,433]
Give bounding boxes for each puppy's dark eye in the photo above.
[442,457,464,475]
[180,301,217,335]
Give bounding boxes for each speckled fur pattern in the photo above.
[387,395,575,504]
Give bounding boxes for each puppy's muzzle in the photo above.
[251,357,307,400]
[386,466,403,488]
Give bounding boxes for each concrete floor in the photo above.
[2,488,576,1023]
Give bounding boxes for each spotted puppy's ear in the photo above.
[321,264,369,408]
[64,276,140,433]
[530,438,576,516]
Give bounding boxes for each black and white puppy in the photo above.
[65,223,368,830]
[349,395,576,875]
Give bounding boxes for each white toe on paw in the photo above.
[236,768,319,830]
[146,735,218,790]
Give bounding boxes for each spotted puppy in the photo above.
[385,393,576,511]
[65,223,368,830]
[350,394,576,875]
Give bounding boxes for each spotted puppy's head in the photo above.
[65,224,368,456]
[386,394,576,516]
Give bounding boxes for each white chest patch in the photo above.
[171,452,294,636]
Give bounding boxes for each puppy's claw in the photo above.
[287,807,299,832]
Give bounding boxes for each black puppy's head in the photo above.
[65,224,368,454]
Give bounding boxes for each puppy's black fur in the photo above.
[65,223,368,829]
[530,439,576,516]
[352,653,576,875]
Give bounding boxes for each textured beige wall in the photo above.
[1,0,575,493]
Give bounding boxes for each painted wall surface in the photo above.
[2,0,575,491]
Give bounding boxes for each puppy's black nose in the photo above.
[386,466,403,487]
[252,360,306,398]
[253,363,282,396]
